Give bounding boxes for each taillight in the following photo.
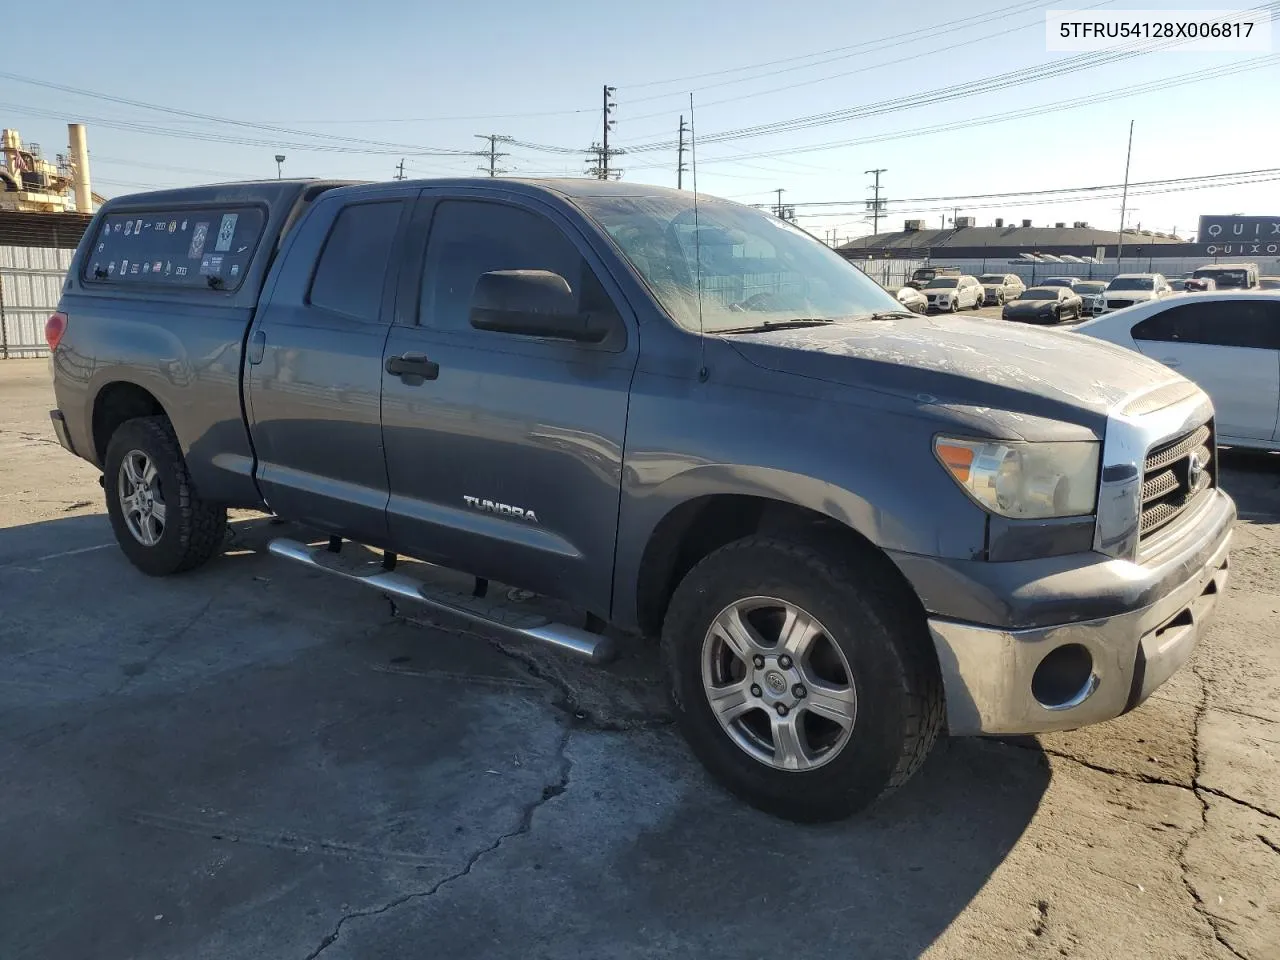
[45,312,68,351]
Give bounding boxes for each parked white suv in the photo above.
[1100,273,1173,313]
[924,275,984,311]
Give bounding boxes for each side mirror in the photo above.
[468,270,608,343]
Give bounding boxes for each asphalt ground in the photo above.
[1,358,1276,959]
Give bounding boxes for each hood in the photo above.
[1107,290,1158,300]
[723,313,1180,425]
[1004,299,1057,313]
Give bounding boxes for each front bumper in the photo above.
[918,489,1233,735]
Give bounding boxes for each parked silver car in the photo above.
[1072,280,1107,316]
[979,273,1025,305]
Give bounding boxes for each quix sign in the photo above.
[1198,215,1280,256]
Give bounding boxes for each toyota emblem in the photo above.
[1187,451,1205,488]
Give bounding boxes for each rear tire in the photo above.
[662,535,944,822]
[103,416,226,576]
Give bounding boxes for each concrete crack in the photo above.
[301,725,574,960]
[486,638,672,732]
[1000,740,1278,820]
[111,596,216,696]
[1259,834,1280,857]
[1177,668,1251,960]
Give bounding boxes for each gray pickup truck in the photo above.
[48,178,1234,821]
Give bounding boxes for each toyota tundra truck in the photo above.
[47,178,1234,821]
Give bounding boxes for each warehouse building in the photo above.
[837,217,1199,261]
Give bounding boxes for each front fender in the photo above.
[612,355,988,631]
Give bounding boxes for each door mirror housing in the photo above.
[469,270,608,343]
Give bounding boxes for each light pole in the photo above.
[274,154,285,180]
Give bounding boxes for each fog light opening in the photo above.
[1032,643,1097,710]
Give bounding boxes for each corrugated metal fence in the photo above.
[0,245,71,359]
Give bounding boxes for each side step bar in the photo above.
[268,538,614,663]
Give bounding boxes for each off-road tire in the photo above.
[103,416,226,576]
[662,535,944,822]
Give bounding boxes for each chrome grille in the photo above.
[1139,422,1214,540]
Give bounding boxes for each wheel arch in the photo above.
[91,380,169,465]
[630,491,926,641]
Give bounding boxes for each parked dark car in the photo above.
[47,178,1233,822]
[1002,286,1083,324]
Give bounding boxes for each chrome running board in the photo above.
[268,538,613,663]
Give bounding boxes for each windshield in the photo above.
[924,278,959,289]
[576,194,898,332]
[1194,268,1247,288]
[979,274,1005,284]
[1108,277,1155,291]
[1042,278,1071,287]
[1019,289,1059,300]
[1261,278,1280,289]
[1075,282,1106,294]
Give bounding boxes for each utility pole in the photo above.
[474,134,512,177]
[394,159,406,181]
[774,188,785,218]
[586,87,622,180]
[677,115,688,189]
[599,84,619,180]
[865,168,886,235]
[1116,119,1135,263]
[274,154,285,179]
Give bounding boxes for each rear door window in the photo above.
[308,200,405,322]
[84,206,266,290]
[1132,301,1280,349]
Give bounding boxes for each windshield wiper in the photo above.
[866,310,916,320]
[715,318,837,334]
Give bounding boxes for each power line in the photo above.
[0,71,479,156]
[617,7,1275,154]
[620,55,1278,170]
[793,173,1280,221]
[616,0,1106,129]
[766,167,1280,209]
[621,0,1058,93]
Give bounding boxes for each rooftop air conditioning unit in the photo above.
[1022,219,1032,228]
[903,219,925,231]
[955,216,976,228]
[1055,222,1066,228]
[994,218,1004,227]
[1073,221,1089,228]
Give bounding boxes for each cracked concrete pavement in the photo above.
[1,358,1276,959]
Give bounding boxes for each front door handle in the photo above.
[385,352,440,381]
[248,329,266,365]
[1157,357,1181,368]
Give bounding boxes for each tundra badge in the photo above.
[463,496,539,523]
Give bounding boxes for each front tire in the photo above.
[103,416,226,576]
[662,535,944,822]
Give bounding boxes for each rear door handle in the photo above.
[385,352,440,381]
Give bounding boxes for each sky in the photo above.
[3,0,1277,243]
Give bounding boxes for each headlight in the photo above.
[934,437,1099,518]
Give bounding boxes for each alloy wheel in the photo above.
[701,597,857,771]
